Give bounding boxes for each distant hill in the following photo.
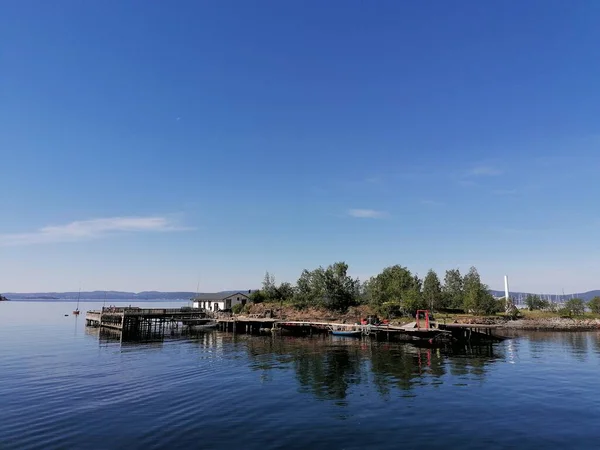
[490,290,600,302]
[4,289,599,302]
[1,290,254,301]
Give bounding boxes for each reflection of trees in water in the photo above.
[294,345,365,402]
[369,344,444,395]
[246,336,367,402]
[563,333,589,362]
[244,336,504,401]
[445,344,502,379]
[593,332,600,355]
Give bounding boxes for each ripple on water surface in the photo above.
[1,303,600,449]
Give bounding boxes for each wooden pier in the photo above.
[86,307,211,338]
[85,307,508,344]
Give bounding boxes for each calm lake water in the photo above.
[1,301,600,449]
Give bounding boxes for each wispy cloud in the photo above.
[348,209,388,219]
[364,176,383,184]
[457,179,477,187]
[0,216,191,246]
[468,165,503,177]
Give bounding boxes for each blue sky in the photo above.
[2,1,600,293]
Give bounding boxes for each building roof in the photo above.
[192,291,251,301]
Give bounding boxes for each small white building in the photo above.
[192,292,251,312]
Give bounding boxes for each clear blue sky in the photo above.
[2,1,600,294]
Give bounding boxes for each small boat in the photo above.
[331,329,362,337]
[190,321,218,331]
[72,288,81,315]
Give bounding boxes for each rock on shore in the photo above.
[450,315,600,331]
[501,317,600,331]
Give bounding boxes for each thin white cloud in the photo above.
[468,165,503,176]
[458,179,477,187]
[348,209,388,219]
[0,216,191,246]
[365,176,383,184]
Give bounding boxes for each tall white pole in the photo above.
[504,275,514,314]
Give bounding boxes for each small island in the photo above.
[0,294,8,301]
[237,262,600,331]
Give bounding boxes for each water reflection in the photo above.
[244,336,505,401]
[510,330,595,362]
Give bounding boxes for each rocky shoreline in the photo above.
[452,316,600,331]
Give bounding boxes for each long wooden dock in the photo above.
[85,307,508,344]
[86,307,211,336]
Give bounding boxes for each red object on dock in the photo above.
[416,310,430,329]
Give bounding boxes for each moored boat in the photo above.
[190,321,218,331]
[330,329,362,337]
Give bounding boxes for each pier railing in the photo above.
[100,307,193,315]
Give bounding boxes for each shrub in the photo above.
[588,296,600,314]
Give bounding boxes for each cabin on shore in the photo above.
[192,292,251,312]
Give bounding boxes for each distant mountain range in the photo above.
[3,289,599,302]
[1,290,252,301]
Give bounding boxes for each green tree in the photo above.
[262,271,278,301]
[402,287,426,314]
[588,296,600,314]
[443,269,463,309]
[525,294,549,311]
[249,290,267,304]
[322,262,360,312]
[462,267,496,315]
[278,282,295,303]
[422,269,443,311]
[364,265,418,316]
[293,262,359,312]
[294,267,326,308]
[564,298,586,316]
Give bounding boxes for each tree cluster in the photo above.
[525,294,550,311]
[251,263,497,317]
[560,298,586,317]
[589,296,600,315]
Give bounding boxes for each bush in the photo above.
[377,301,403,319]
[250,290,267,304]
[564,298,585,316]
[231,303,244,314]
[559,298,586,317]
[525,294,549,311]
[588,296,600,314]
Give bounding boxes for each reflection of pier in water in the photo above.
[84,316,509,402]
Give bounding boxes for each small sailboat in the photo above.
[72,289,81,315]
